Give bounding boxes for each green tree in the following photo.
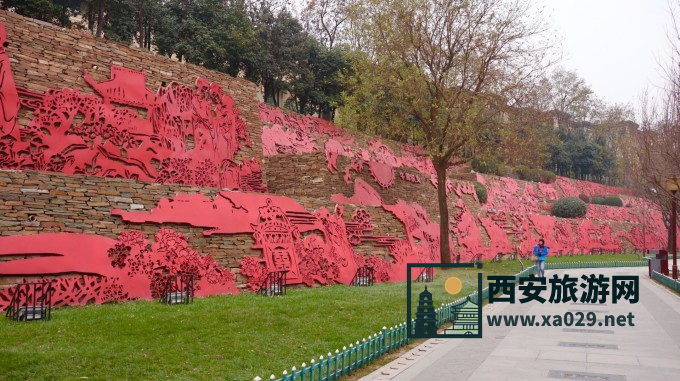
[287,38,351,119]
[1,0,81,27]
[247,4,309,106]
[342,0,552,263]
[155,0,256,77]
[98,0,166,49]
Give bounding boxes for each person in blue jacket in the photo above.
[533,238,548,277]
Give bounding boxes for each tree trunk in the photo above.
[435,161,452,263]
[138,2,145,48]
[96,0,105,38]
[87,3,95,32]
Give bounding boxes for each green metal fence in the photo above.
[256,262,645,381]
[546,260,647,269]
[652,271,680,293]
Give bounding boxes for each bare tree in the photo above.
[348,0,554,263]
[634,1,680,251]
[301,0,350,48]
[637,92,680,250]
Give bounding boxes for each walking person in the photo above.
[533,238,548,278]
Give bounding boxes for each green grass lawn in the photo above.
[0,254,643,381]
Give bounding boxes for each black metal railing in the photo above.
[160,273,194,305]
[470,254,483,264]
[5,281,53,321]
[351,265,374,287]
[259,270,288,296]
[415,267,434,283]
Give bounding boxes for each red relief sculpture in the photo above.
[383,200,446,266]
[428,175,455,196]
[343,159,365,184]
[453,181,478,201]
[114,192,368,289]
[353,253,392,283]
[331,178,384,206]
[251,199,303,284]
[0,230,238,309]
[260,102,465,193]
[262,124,318,155]
[537,182,560,201]
[399,171,422,184]
[478,216,513,256]
[555,177,581,198]
[0,275,128,309]
[313,206,359,284]
[113,192,320,236]
[528,214,576,255]
[451,199,486,261]
[368,160,395,189]
[0,24,263,191]
[259,102,349,138]
[0,22,19,139]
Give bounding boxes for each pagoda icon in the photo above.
[445,298,479,335]
[414,286,437,336]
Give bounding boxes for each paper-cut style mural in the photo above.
[0,30,264,191]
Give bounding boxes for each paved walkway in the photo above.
[361,267,680,381]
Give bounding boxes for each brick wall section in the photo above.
[0,169,406,286]
[0,11,263,167]
[265,152,451,221]
[264,152,647,253]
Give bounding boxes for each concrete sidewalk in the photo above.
[361,267,680,381]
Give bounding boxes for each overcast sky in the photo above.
[537,0,672,109]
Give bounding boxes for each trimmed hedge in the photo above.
[513,165,556,184]
[551,197,588,218]
[578,193,590,203]
[471,157,506,176]
[591,196,605,204]
[590,195,623,207]
[474,182,488,204]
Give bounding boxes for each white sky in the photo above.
[537,0,673,109]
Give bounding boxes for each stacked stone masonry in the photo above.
[0,11,673,308]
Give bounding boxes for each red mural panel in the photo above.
[467,173,668,259]
[260,102,466,193]
[251,199,304,283]
[113,180,435,289]
[451,199,487,261]
[368,160,395,189]
[0,22,263,191]
[262,124,318,155]
[0,230,238,309]
[331,178,383,206]
[0,22,19,139]
[399,171,422,184]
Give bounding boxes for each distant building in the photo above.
[414,286,437,336]
[445,299,479,335]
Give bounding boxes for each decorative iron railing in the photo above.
[350,265,374,287]
[415,267,434,283]
[259,270,288,296]
[5,281,53,321]
[160,273,194,305]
